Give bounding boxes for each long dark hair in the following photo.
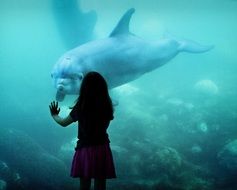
[76,71,113,121]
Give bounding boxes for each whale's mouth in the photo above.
[56,91,65,102]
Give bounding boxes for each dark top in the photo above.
[70,103,113,149]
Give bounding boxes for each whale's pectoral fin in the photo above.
[56,91,66,102]
[111,99,119,106]
[110,8,135,37]
[178,39,214,53]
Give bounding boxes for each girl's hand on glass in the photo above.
[49,101,60,116]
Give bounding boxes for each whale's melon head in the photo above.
[51,55,84,101]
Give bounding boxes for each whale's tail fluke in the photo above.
[178,39,214,53]
[164,32,214,53]
[52,0,97,49]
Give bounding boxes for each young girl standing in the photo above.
[49,72,116,190]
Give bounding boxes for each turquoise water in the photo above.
[1,0,237,189]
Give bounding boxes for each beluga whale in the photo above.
[51,8,213,101]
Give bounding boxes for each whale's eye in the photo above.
[78,73,84,80]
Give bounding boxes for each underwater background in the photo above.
[1,0,237,189]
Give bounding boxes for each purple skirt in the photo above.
[70,143,116,179]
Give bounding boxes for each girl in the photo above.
[49,72,116,190]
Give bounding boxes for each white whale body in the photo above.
[51,8,213,101]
